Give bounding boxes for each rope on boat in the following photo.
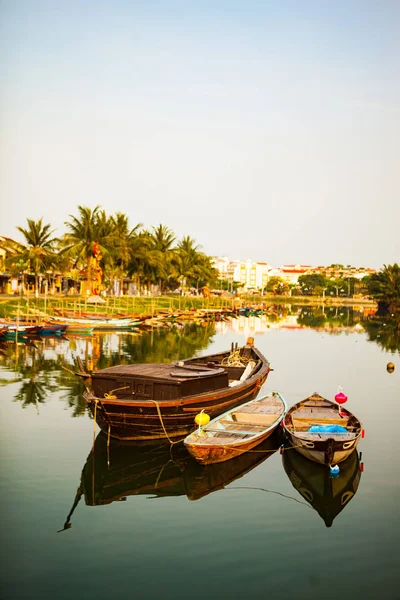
[92,399,98,447]
[221,350,252,367]
[104,385,130,399]
[149,400,187,445]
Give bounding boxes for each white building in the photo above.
[212,257,271,292]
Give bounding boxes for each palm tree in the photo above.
[108,213,142,294]
[366,264,400,312]
[127,230,164,294]
[172,236,217,292]
[61,206,115,294]
[62,206,105,265]
[150,225,176,292]
[12,218,58,295]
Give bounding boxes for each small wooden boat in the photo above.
[0,323,43,338]
[82,337,271,441]
[283,392,363,466]
[49,314,138,329]
[282,445,363,527]
[184,391,286,465]
[38,323,69,335]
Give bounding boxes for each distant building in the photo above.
[280,264,313,284]
[212,256,376,293]
[212,257,270,292]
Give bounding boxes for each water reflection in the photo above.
[0,309,398,417]
[0,322,217,413]
[59,432,280,530]
[282,447,363,527]
[362,316,400,354]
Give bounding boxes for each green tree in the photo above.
[266,276,288,294]
[12,218,58,295]
[365,263,400,312]
[108,213,142,294]
[298,274,327,295]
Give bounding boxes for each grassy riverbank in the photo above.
[0,293,377,320]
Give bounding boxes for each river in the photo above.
[0,305,398,599]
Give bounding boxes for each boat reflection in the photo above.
[60,432,280,530]
[86,431,280,503]
[282,445,363,527]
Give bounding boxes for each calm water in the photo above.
[0,307,399,600]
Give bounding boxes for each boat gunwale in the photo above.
[184,390,286,447]
[84,346,270,408]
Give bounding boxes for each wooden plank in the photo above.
[231,412,282,426]
[293,416,349,428]
[297,432,356,441]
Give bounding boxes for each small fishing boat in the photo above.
[184,391,286,464]
[282,445,363,527]
[82,337,271,441]
[49,314,138,330]
[0,324,43,338]
[283,392,363,466]
[38,323,69,335]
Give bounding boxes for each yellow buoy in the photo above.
[194,412,210,427]
[387,362,395,373]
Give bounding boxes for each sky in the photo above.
[0,1,399,270]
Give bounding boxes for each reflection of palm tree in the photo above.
[362,315,400,354]
[14,378,47,410]
[0,324,218,416]
[122,323,216,365]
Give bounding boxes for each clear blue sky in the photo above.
[0,1,399,269]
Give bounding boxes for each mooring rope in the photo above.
[148,400,187,445]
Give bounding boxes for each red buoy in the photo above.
[335,391,348,405]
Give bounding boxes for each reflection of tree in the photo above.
[362,316,400,354]
[121,323,216,364]
[14,378,47,410]
[298,308,326,328]
[297,306,362,330]
[0,323,217,416]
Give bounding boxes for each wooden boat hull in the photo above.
[185,426,277,465]
[39,324,69,334]
[84,342,271,441]
[283,393,362,466]
[184,391,286,465]
[85,377,269,441]
[284,429,360,465]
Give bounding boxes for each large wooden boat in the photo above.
[184,391,286,464]
[283,392,363,466]
[82,337,271,441]
[282,445,363,527]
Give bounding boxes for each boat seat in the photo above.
[297,431,357,441]
[230,412,281,426]
[202,428,257,436]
